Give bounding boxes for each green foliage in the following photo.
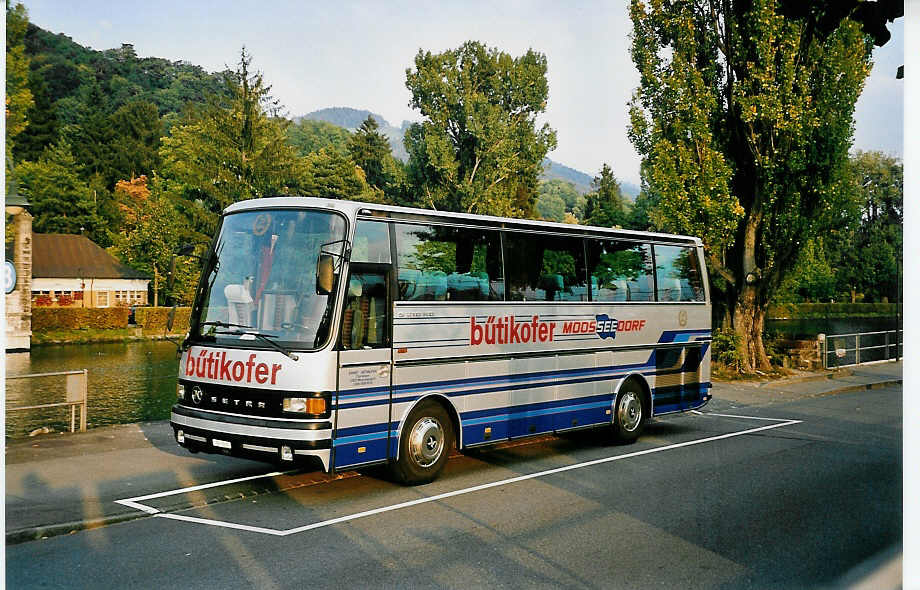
[159,48,302,235]
[404,41,557,217]
[134,307,192,334]
[539,179,579,210]
[767,302,898,319]
[13,68,58,162]
[115,179,198,304]
[6,2,33,193]
[108,100,162,182]
[776,238,837,302]
[535,192,566,222]
[286,118,351,156]
[32,307,130,331]
[15,139,102,240]
[628,0,873,370]
[347,115,403,201]
[583,164,627,227]
[711,329,742,371]
[300,147,383,203]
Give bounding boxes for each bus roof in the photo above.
[224,196,703,246]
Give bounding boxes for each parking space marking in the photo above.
[115,470,293,514]
[117,413,802,536]
[691,410,794,421]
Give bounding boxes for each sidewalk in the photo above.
[712,360,902,407]
[4,360,902,544]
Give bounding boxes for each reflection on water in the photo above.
[5,341,179,439]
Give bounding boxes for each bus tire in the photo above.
[612,380,646,443]
[392,400,453,485]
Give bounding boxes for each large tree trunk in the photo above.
[729,203,772,373]
[731,283,772,372]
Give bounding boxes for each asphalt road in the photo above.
[6,387,902,589]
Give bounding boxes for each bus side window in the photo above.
[394,223,503,302]
[505,233,587,301]
[586,240,654,302]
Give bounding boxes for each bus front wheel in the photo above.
[613,380,646,443]
[392,401,453,485]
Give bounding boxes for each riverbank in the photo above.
[31,328,184,346]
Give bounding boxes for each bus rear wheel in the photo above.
[392,401,453,485]
[613,381,646,443]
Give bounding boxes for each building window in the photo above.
[97,291,109,307]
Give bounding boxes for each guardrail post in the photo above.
[81,368,88,432]
[855,334,860,366]
[885,331,890,361]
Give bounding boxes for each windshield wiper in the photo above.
[213,329,299,360]
[201,320,253,330]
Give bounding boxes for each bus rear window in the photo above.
[653,245,705,302]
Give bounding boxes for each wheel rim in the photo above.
[408,417,445,468]
[617,391,642,433]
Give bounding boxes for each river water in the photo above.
[4,316,901,439]
[5,341,179,439]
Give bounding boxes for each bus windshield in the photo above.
[192,209,347,350]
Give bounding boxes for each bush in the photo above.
[32,307,131,331]
[767,303,897,319]
[134,307,192,334]
[711,329,742,371]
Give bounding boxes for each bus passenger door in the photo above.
[335,264,392,469]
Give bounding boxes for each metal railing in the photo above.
[6,369,88,433]
[819,330,902,369]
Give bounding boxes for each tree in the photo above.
[535,191,566,222]
[833,151,902,303]
[16,139,101,239]
[537,179,580,216]
[114,175,197,305]
[13,68,58,162]
[404,41,557,217]
[69,82,116,185]
[629,0,873,372]
[347,115,398,196]
[583,163,627,228]
[159,48,301,235]
[300,147,384,203]
[286,118,351,156]
[108,100,162,182]
[6,2,33,189]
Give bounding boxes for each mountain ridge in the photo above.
[299,106,639,199]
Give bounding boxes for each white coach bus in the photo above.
[171,196,711,484]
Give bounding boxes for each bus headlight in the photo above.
[283,397,326,414]
[177,383,186,400]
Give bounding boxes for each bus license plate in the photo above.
[212,438,231,449]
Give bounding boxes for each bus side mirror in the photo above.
[317,254,335,295]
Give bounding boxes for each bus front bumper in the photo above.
[170,405,332,471]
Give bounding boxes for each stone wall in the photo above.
[5,208,32,351]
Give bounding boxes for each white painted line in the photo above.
[114,470,293,510]
[118,414,803,537]
[274,419,802,536]
[691,410,798,422]
[156,513,286,536]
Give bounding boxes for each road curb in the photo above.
[6,512,149,545]
[816,379,903,396]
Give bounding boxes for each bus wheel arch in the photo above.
[392,394,459,485]
[612,374,650,443]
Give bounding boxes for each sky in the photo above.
[18,0,904,185]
